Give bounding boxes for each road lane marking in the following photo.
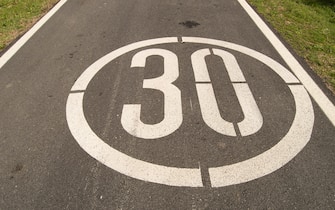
[182,37,300,84]
[67,37,314,187]
[238,0,335,126]
[68,37,203,187]
[70,37,178,91]
[67,91,203,187]
[209,85,314,187]
[0,0,68,69]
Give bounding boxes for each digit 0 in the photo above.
[191,48,263,136]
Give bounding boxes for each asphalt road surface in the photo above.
[1,0,335,209]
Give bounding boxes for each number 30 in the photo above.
[121,48,263,139]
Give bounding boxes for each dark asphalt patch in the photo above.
[179,21,200,28]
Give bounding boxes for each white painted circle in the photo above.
[66,37,314,188]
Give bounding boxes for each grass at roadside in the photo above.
[0,0,59,51]
[248,0,335,92]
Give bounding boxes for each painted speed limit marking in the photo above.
[66,37,314,188]
[122,47,262,138]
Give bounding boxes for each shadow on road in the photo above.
[302,0,335,7]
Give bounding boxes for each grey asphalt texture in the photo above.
[0,0,334,209]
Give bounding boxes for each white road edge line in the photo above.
[0,0,68,69]
[238,0,335,126]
